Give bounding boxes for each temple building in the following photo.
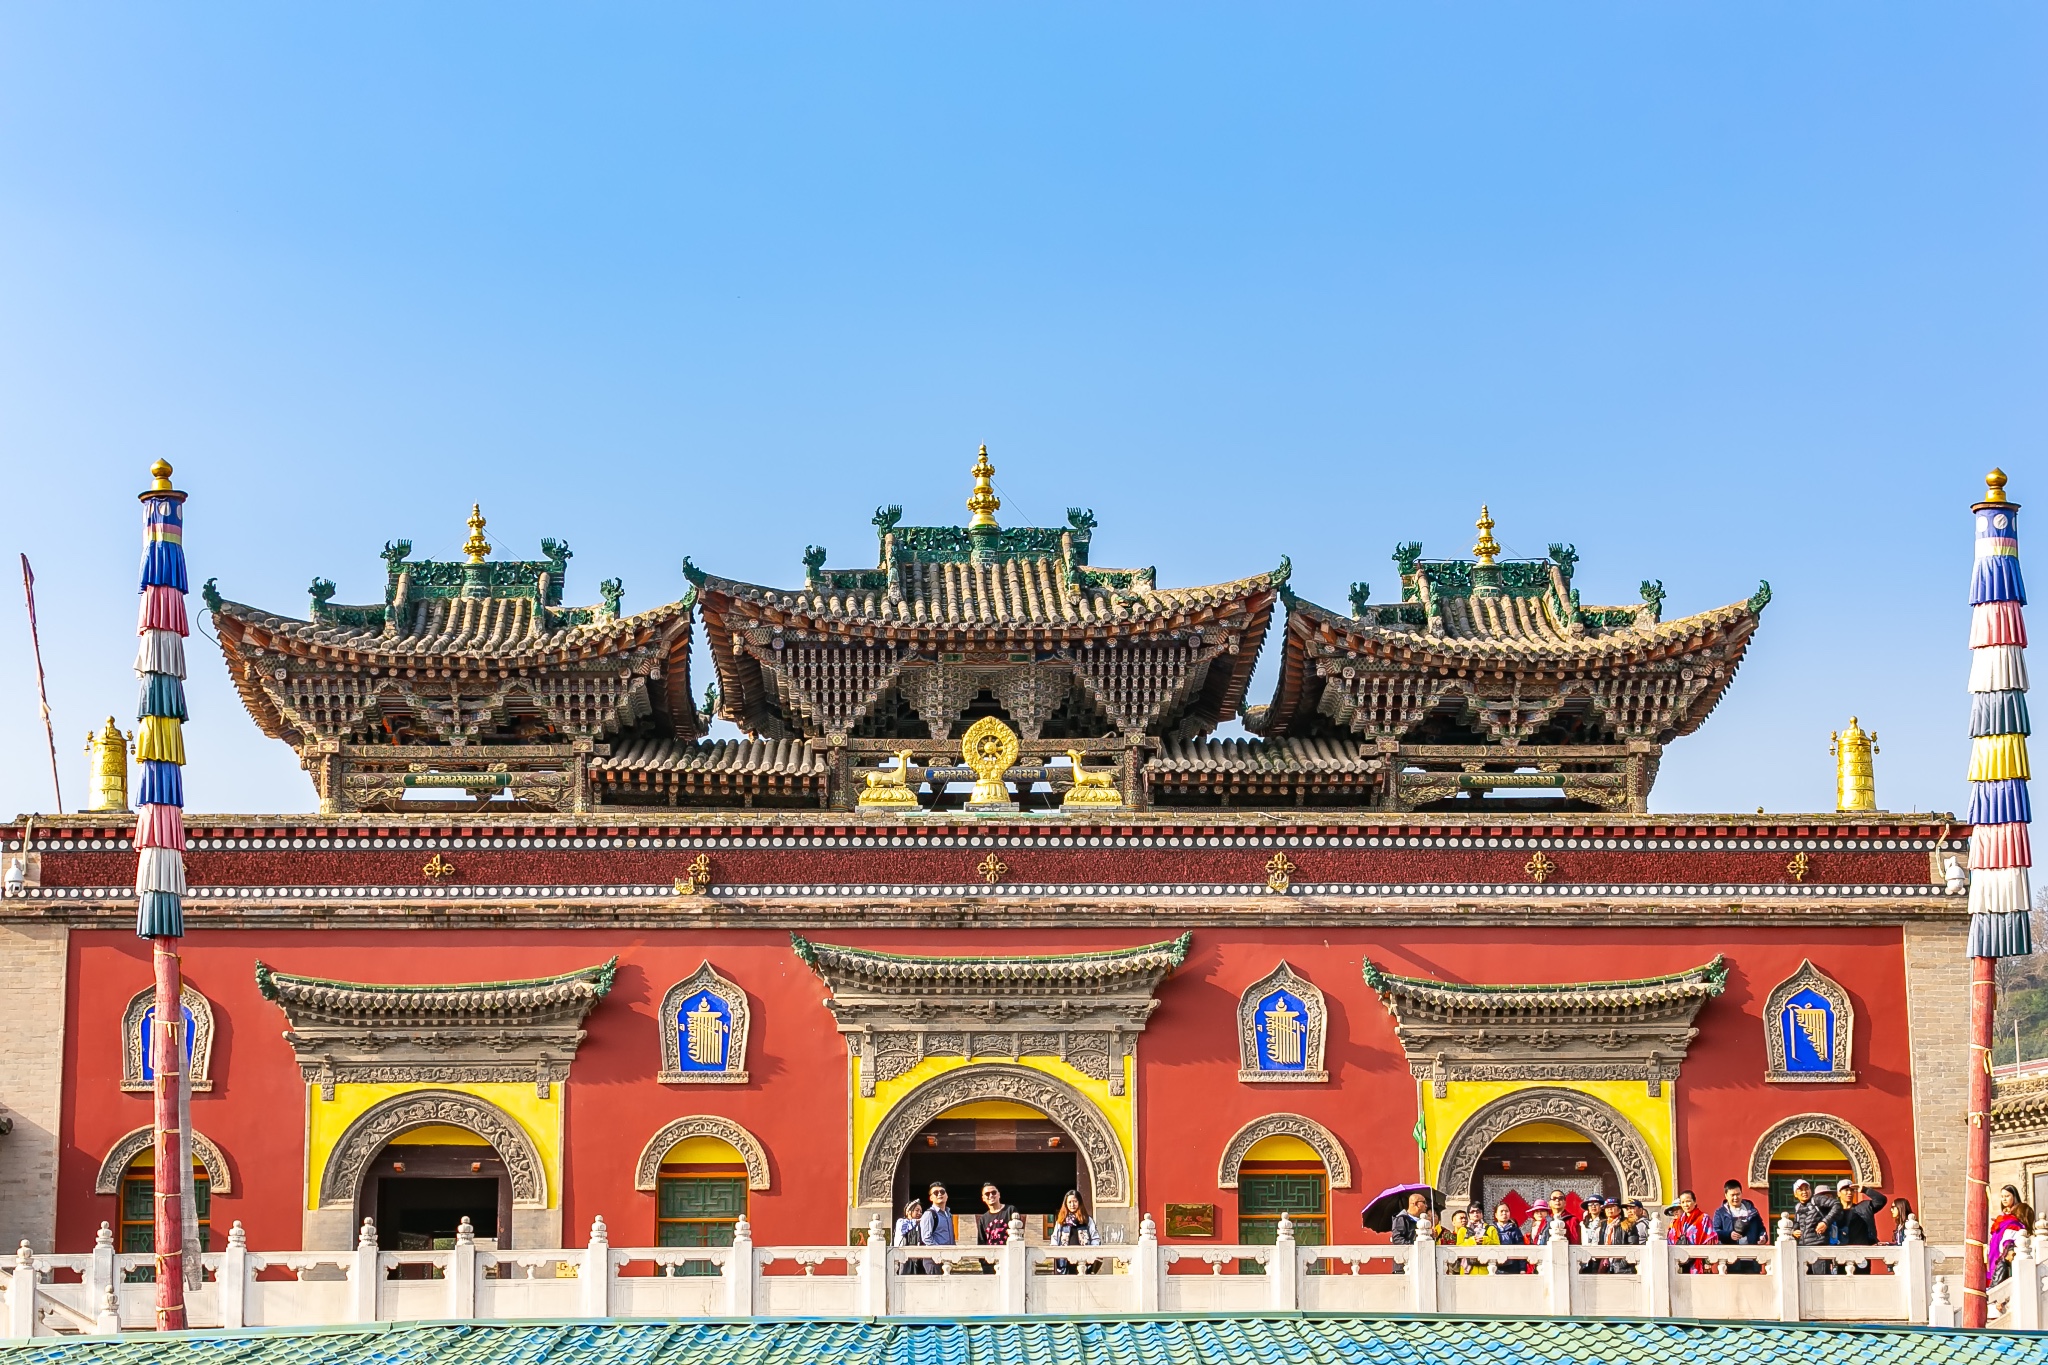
[0,450,1976,1281]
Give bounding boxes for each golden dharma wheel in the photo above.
[961,715,1020,807]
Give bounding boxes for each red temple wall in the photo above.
[57,924,1915,1253]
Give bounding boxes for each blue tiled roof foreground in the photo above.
[4,1317,2046,1365]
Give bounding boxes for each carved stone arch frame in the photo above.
[633,1115,771,1191]
[120,983,215,1092]
[95,1126,233,1194]
[856,1063,1129,1208]
[1438,1088,1663,1206]
[1747,1113,1883,1189]
[1763,959,1858,1083]
[317,1089,546,1210]
[1237,962,1329,1083]
[1216,1113,1353,1189]
[659,961,751,1084]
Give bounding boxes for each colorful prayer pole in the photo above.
[1964,467,2033,1327]
[134,459,192,1329]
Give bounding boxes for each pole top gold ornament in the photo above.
[463,504,491,563]
[966,445,1001,531]
[150,460,175,491]
[1830,715,1878,813]
[1472,505,1500,566]
[1984,468,2009,505]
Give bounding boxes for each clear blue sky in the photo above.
[2,4,2042,818]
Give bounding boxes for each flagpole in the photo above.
[132,460,193,1329]
[1962,467,2035,1328]
[19,555,64,812]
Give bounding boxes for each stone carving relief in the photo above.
[1762,960,1858,1084]
[633,1115,772,1192]
[95,1127,233,1195]
[1215,1113,1352,1189]
[658,961,751,1084]
[1436,1088,1663,1206]
[1746,1113,1883,1189]
[120,983,215,1093]
[856,1064,1129,1208]
[318,1089,545,1209]
[1236,962,1329,1083]
[854,1028,1132,1096]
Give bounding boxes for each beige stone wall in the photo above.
[0,924,68,1252]
[1903,919,1971,1242]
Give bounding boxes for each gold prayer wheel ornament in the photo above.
[463,504,492,563]
[1831,717,1878,813]
[84,718,132,814]
[1984,468,2009,504]
[966,445,1001,531]
[1472,505,1500,566]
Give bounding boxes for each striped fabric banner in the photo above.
[1968,473,2034,958]
[134,462,189,941]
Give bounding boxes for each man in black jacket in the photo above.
[1833,1179,1888,1274]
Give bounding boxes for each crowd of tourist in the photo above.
[1388,1178,1908,1275]
[894,1181,1101,1275]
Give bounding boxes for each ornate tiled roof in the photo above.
[687,453,1283,744]
[254,959,617,1026]
[203,520,701,769]
[792,933,1190,993]
[1361,957,1728,1022]
[591,737,831,806]
[15,1312,2041,1364]
[1992,1073,2048,1133]
[1147,736,1377,775]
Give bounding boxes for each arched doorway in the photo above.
[361,1127,512,1250]
[1474,1122,1621,1221]
[634,1117,771,1274]
[319,1090,547,1251]
[1746,1114,1884,1218]
[856,1064,1130,1233]
[892,1100,1080,1231]
[1437,1089,1662,1212]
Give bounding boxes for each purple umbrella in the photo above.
[1360,1182,1447,1233]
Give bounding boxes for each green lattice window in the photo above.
[118,1169,210,1278]
[657,1175,745,1276]
[1237,1173,1327,1274]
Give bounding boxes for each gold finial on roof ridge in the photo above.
[149,459,175,492]
[1984,468,2009,504]
[463,504,491,563]
[1830,715,1878,813]
[966,444,1000,530]
[1472,504,1500,566]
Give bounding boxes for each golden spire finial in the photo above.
[463,503,491,563]
[1472,504,1500,566]
[966,444,1000,531]
[1984,468,2009,504]
[149,460,175,492]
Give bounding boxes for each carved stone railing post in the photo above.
[1541,1224,1570,1316]
[1268,1213,1299,1311]
[94,1284,120,1336]
[1900,1215,1930,1323]
[87,1223,114,1327]
[351,1220,380,1323]
[218,1221,249,1331]
[1409,1218,1439,1312]
[1641,1213,1671,1317]
[580,1217,610,1319]
[859,1216,889,1316]
[1773,1212,1801,1321]
[1133,1215,1160,1313]
[2009,1223,2043,1331]
[448,1218,477,1320]
[726,1217,755,1317]
[5,1242,33,1340]
[1928,1277,1959,1328]
[999,1213,1028,1314]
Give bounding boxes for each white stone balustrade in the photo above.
[0,1212,1998,1338]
